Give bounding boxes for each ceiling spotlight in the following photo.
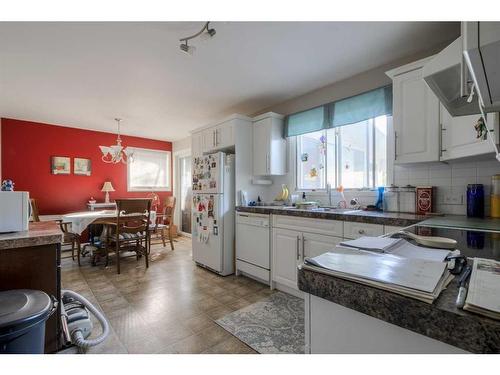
[179,42,196,55]
[179,22,216,54]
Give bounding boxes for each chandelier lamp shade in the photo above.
[99,118,134,164]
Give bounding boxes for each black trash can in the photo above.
[0,290,56,354]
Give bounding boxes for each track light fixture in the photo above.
[179,22,216,55]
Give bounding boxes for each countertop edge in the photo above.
[235,206,424,227]
[298,267,500,354]
[0,221,64,250]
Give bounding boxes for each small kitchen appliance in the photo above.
[0,191,30,232]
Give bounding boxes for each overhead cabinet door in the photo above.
[392,67,440,164]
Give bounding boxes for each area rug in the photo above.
[216,292,304,354]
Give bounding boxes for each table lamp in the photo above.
[101,181,115,203]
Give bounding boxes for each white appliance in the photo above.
[235,212,270,284]
[191,152,235,276]
[0,191,30,232]
[423,22,500,116]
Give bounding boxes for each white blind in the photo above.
[127,148,171,191]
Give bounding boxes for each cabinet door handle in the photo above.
[302,236,305,259]
[394,131,398,160]
[266,153,270,174]
[213,130,216,147]
[215,129,219,146]
[296,235,300,260]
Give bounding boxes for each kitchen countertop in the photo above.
[0,221,63,250]
[420,216,500,232]
[298,224,500,353]
[236,205,427,227]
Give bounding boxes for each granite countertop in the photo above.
[298,265,500,353]
[0,221,63,250]
[236,205,426,227]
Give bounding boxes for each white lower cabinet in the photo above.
[302,232,343,258]
[272,225,343,292]
[272,228,300,290]
[343,222,384,239]
[305,294,466,354]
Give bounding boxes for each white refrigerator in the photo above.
[191,152,235,276]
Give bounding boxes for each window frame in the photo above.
[294,115,394,192]
[126,147,172,192]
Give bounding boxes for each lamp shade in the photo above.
[101,181,115,192]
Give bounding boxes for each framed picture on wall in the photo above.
[51,156,71,175]
[74,158,92,176]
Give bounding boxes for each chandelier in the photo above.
[99,118,134,164]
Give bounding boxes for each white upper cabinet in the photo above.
[190,114,251,155]
[387,57,440,164]
[252,112,286,176]
[440,105,500,161]
[191,131,204,157]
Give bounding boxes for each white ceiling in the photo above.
[0,22,459,141]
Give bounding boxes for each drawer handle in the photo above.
[296,236,300,260]
[358,229,365,234]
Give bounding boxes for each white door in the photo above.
[202,128,216,153]
[302,232,342,259]
[180,156,192,234]
[253,118,270,175]
[215,122,234,149]
[192,193,223,273]
[272,227,300,290]
[393,67,440,163]
[191,132,203,157]
[440,105,499,161]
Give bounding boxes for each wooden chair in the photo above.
[29,198,40,222]
[102,198,152,274]
[150,196,176,251]
[57,221,82,266]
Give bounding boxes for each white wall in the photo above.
[394,160,500,216]
[172,136,191,153]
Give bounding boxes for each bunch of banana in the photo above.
[275,184,290,201]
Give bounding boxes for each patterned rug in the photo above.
[216,292,304,354]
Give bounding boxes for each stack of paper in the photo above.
[304,238,454,304]
[464,258,500,320]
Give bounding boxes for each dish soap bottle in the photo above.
[375,186,385,211]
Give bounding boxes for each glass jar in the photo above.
[467,184,484,218]
[491,174,500,218]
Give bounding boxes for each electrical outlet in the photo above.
[443,192,463,205]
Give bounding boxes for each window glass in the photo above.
[127,148,171,191]
[296,130,326,190]
[297,116,388,190]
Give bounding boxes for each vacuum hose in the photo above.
[61,289,110,349]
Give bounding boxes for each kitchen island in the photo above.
[0,221,63,353]
[298,223,500,354]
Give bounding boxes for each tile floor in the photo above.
[61,236,275,354]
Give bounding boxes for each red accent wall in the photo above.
[1,118,173,215]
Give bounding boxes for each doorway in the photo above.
[179,155,192,234]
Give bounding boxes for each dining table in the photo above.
[61,209,157,235]
[60,209,157,265]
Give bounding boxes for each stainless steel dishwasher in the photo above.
[235,212,271,284]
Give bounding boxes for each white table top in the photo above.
[61,210,156,235]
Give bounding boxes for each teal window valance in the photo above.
[284,106,328,137]
[284,85,392,137]
[329,85,392,128]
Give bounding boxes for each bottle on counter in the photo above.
[467,184,485,218]
[491,175,500,218]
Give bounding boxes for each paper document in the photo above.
[305,249,448,293]
[464,258,500,320]
[339,237,450,262]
